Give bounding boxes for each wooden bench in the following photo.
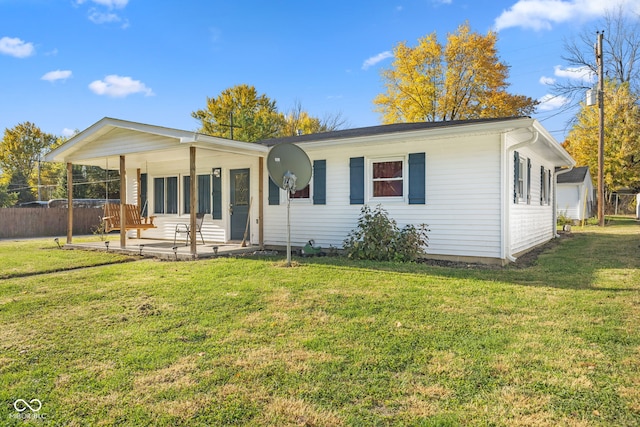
[103,203,156,235]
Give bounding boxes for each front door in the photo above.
[230,168,250,241]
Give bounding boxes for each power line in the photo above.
[5,177,120,193]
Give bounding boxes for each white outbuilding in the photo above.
[556,166,595,222]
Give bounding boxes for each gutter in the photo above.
[503,128,539,263]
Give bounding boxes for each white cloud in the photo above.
[89,75,154,97]
[76,0,128,8]
[494,0,640,31]
[79,0,129,27]
[538,93,570,111]
[61,128,77,138]
[41,70,72,82]
[539,76,556,85]
[92,0,128,8]
[89,11,121,24]
[362,51,393,70]
[0,36,35,58]
[88,9,129,27]
[553,65,595,83]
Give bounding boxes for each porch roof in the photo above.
[44,117,268,169]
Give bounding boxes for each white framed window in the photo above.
[540,167,551,205]
[183,174,212,214]
[153,176,178,214]
[370,158,404,200]
[290,182,311,200]
[517,157,526,202]
[514,152,530,204]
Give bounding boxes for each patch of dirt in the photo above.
[418,232,574,270]
[417,258,500,270]
[511,232,573,269]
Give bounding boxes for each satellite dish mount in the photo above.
[266,143,312,266]
[283,171,297,193]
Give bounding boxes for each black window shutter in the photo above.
[513,151,519,203]
[547,169,552,205]
[540,166,545,205]
[526,158,531,204]
[408,153,426,204]
[140,173,148,217]
[268,177,280,205]
[212,168,222,219]
[183,175,190,214]
[313,160,326,205]
[350,157,365,204]
[154,177,164,214]
[198,174,211,214]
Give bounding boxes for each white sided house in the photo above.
[45,116,574,264]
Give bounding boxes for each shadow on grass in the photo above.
[268,218,640,292]
[0,258,138,280]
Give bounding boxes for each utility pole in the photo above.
[596,31,605,227]
[37,153,42,201]
[219,112,241,140]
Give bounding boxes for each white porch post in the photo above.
[259,156,264,249]
[66,162,73,244]
[136,169,142,239]
[190,146,197,255]
[120,155,126,248]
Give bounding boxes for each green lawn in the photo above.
[0,236,132,279]
[0,219,638,426]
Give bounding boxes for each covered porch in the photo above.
[64,237,264,261]
[45,118,269,256]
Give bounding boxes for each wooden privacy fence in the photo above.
[0,208,102,239]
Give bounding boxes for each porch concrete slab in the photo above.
[64,238,259,260]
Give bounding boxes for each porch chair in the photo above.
[173,213,206,246]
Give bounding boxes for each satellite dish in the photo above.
[266,143,313,266]
[267,143,312,193]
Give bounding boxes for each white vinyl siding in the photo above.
[264,133,503,260]
[69,128,180,160]
[509,147,556,255]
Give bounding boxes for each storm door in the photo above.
[229,169,250,240]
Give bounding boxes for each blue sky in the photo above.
[1,0,639,142]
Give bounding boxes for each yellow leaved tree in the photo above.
[192,84,285,142]
[0,122,58,204]
[563,80,640,195]
[373,22,537,123]
[192,85,349,141]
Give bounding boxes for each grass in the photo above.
[0,218,638,426]
[0,236,133,279]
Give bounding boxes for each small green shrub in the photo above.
[557,211,574,227]
[343,205,429,262]
[585,216,599,226]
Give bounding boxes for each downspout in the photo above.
[554,165,574,237]
[504,128,539,263]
